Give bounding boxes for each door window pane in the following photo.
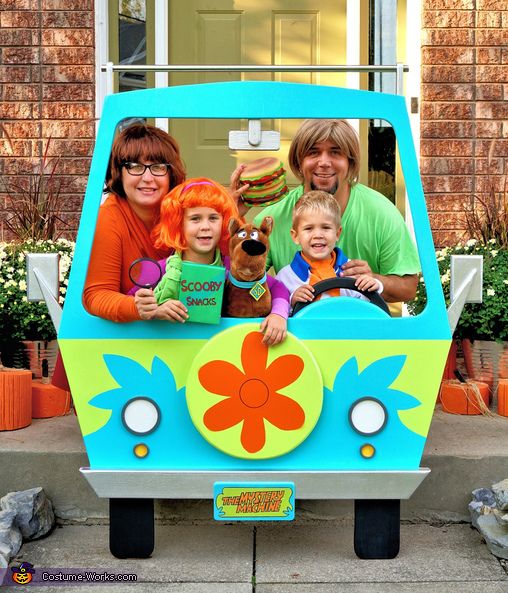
[368,0,397,203]
[119,0,147,94]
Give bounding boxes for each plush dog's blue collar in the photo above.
[228,272,267,288]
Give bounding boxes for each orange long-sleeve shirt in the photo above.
[83,195,170,322]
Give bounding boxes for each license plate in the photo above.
[213,482,295,521]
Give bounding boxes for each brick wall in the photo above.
[1,3,506,245]
[421,0,508,247]
[0,1,95,241]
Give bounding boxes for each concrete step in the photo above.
[0,408,507,522]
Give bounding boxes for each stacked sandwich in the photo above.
[239,157,288,208]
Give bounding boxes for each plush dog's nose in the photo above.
[241,240,266,256]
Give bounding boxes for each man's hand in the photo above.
[340,259,372,277]
[229,164,250,217]
[260,313,287,346]
[291,284,315,307]
[340,260,418,302]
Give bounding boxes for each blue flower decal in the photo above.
[89,354,176,411]
[287,355,425,470]
[85,355,182,468]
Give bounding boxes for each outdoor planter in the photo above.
[32,381,71,418]
[439,379,490,415]
[441,339,458,382]
[0,368,32,430]
[498,380,508,417]
[22,340,59,380]
[462,339,508,404]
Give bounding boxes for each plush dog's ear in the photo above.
[260,216,273,237]
[228,218,242,236]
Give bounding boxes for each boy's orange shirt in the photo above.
[301,252,340,299]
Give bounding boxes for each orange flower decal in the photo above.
[198,332,305,453]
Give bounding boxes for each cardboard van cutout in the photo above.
[59,81,451,559]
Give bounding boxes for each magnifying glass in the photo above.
[128,257,163,289]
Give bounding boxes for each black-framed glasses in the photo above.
[122,162,171,176]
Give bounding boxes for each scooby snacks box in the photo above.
[178,261,226,324]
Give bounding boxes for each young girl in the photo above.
[135,177,289,345]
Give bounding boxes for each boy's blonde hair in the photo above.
[292,190,342,230]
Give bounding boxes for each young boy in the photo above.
[275,190,383,309]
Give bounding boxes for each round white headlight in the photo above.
[122,398,160,435]
[349,398,387,435]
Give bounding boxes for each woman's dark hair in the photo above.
[106,123,186,198]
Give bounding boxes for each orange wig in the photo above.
[153,177,240,254]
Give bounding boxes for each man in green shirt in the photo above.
[233,119,420,304]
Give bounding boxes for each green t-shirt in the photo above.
[254,183,421,276]
[154,249,222,304]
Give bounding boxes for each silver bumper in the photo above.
[80,468,430,500]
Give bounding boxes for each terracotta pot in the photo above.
[462,339,508,405]
[498,380,508,417]
[0,369,32,430]
[442,340,458,382]
[439,379,490,415]
[500,348,508,380]
[22,340,59,379]
[32,381,71,418]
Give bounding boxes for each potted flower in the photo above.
[0,125,77,374]
[409,146,508,402]
[0,239,74,373]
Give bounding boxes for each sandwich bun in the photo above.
[239,157,288,207]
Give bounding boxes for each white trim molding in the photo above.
[94,0,109,123]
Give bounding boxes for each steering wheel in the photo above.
[292,277,391,317]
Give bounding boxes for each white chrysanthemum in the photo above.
[7,267,14,273]
[489,238,497,244]
[441,271,450,285]
[466,239,477,247]
[18,280,27,291]
[491,250,498,257]
[437,256,444,261]
[22,296,28,302]
[486,288,495,297]
[504,279,508,285]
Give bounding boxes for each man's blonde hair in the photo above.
[292,190,341,229]
[288,119,360,185]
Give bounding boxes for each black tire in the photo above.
[354,499,400,559]
[292,277,391,316]
[109,498,154,558]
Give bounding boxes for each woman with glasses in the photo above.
[83,123,186,321]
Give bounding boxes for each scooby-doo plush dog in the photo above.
[224,217,273,317]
